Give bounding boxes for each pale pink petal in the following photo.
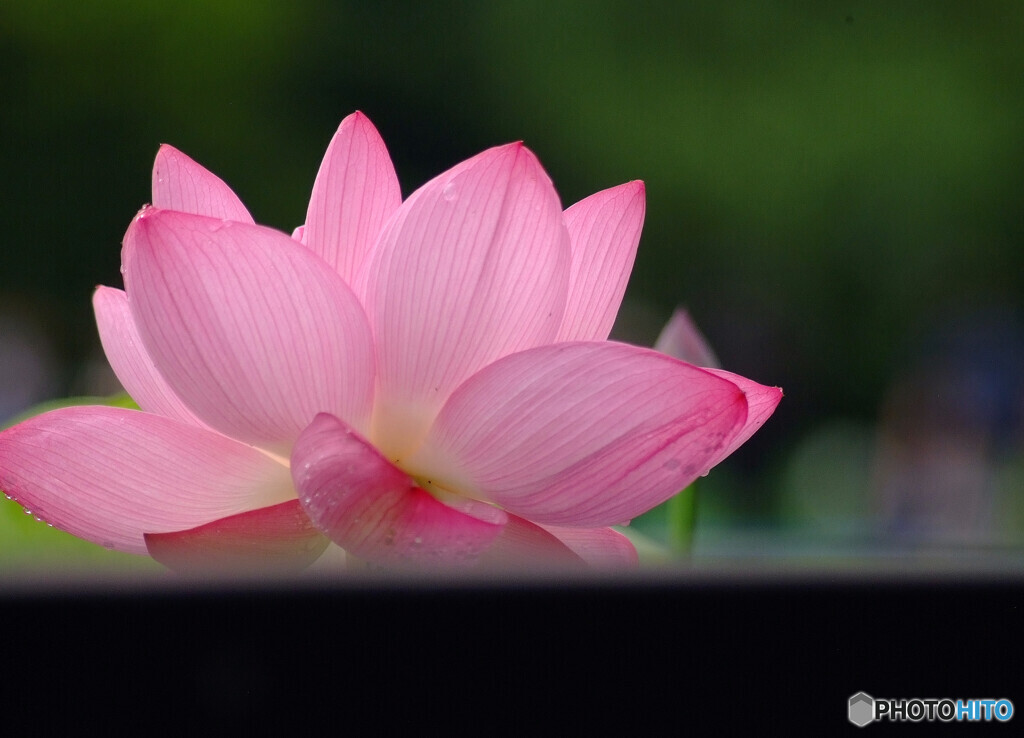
[151,145,254,223]
[304,112,402,284]
[122,208,376,451]
[653,308,720,368]
[538,524,639,567]
[361,143,571,458]
[291,413,506,566]
[144,499,329,572]
[408,342,748,527]
[0,406,294,554]
[93,286,207,427]
[557,182,646,342]
[702,369,783,466]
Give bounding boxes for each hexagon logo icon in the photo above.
[849,692,875,727]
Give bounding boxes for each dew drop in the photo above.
[442,182,457,201]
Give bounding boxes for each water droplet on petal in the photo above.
[442,182,457,201]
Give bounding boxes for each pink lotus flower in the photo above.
[0,112,781,571]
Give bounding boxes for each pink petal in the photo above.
[557,182,646,342]
[93,286,208,427]
[478,516,637,569]
[144,499,329,572]
[303,112,402,284]
[151,145,255,223]
[122,208,376,451]
[702,369,783,466]
[0,406,294,554]
[653,308,721,368]
[360,143,571,459]
[408,342,748,527]
[537,524,639,567]
[477,516,586,568]
[291,413,506,566]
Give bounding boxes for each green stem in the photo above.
[666,481,698,554]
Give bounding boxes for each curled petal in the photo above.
[304,111,402,284]
[557,181,645,342]
[409,342,748,527]
[0,406,294,554]
[93,286,207,427]
[122,208,376,451]
[144,499,329,573]
[702,369,783,466]
[151,145,254,223]
[361,143,571,459]
[291,414,506,566]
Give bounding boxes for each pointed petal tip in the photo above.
[618,179,645,197]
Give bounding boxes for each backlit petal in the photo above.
[304,111,401,284]
[122,208,376,451]
[0,406,294,554]
[151,145,254,223]
[93,286,207,427]
[557,181,645,341]
[144,499,329,573]
[361,143,571,459]
[409,342,747,527]
[291,413,506,566]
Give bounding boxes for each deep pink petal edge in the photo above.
[292,413,506,567]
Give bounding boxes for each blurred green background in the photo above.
[2,0,1023,569]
